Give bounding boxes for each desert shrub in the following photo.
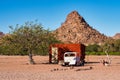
[86,44,100,52]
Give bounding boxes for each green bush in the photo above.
[86,52,120,55]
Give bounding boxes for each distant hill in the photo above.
[113,33,120,40]
[53,11,111,45]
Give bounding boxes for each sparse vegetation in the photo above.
[0,21,61,64]
[86,39,120,55]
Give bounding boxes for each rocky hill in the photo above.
[53,11,111,45]
[113,33,120,39]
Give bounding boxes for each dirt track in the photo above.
[0,55,120,80]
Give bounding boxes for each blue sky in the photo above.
[0,0,120,36]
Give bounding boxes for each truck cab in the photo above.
[63,52,84,66]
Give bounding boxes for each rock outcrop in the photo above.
[53,11,110,45]
[113,33,120,39]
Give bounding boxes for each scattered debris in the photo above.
[102,60,109,66]
[90,66,93,69]
[99,46,111,66]
[75,66,93,71]
[51,66,93,72]
[50,67,73,72]
[51,68,68,72]
[100,59,110,66]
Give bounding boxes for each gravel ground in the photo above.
[0,55,120,80]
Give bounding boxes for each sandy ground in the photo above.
[0,55,120,80]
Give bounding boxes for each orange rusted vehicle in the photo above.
[49,43,85,66]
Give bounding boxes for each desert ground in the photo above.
[0,55,120,80]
